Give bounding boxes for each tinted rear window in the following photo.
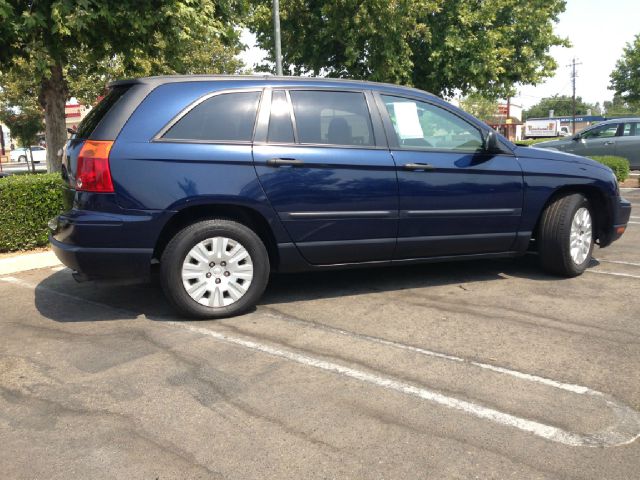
[75,86,130,138]
[162,91,261,142]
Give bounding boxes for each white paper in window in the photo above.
[392,102,424,139]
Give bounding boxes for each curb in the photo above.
[0,250,62,276]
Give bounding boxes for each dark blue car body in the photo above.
[50,76,631,281]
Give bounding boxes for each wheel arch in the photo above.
[153,203,280,269]
[531,185,611,245]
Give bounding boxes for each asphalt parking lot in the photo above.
[1,190,639,479]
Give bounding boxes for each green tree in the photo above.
[0,108,44,173]
[248,0,568,98]
[523,95,599,119]
[610,33,640,105]
[0,0,245,172]
[459,93,499,122]
[603,95,640,118]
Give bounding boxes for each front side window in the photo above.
[581,123,619,139]
[382,95,483,152]
[163,91,261,142]
[289,91,374,146]
[622,122,639,137]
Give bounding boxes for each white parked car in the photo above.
[10,146,47,163]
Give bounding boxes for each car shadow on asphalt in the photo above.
[31,253,568,324]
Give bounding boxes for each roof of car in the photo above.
[600,117,640,123]
[108,74,439,99]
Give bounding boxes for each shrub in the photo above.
[587,156,630,182]
[0,173,65,252]
[514,138,558,147]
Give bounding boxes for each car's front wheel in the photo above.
[538,193,594,277]
[160,219,270,319]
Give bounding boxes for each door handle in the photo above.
[604,141,615,145]
[403,163,435,171]
[266,158,304,167]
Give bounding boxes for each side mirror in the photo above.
[484,130,499,153]
[572,133,580,141]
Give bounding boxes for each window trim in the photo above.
[152,88,264,144]
[376,92,488,154]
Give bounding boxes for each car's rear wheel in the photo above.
[538,193,594,277]
[160,219,270,319]
[18,155,26,162]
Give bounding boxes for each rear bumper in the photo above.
[50,235,153,279]
[49,211,157,279]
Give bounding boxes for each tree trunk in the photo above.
[39,63,68,173]
[28,146,36,174]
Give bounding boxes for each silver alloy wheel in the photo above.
[181,236,254,308]
[569,207,592,265]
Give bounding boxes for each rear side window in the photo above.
[75,86,130,138]
[162,91,261,142]
[622,122,639,137]
[289,91,374,146]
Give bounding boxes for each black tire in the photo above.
[160,219,270,319]
[18,155,26,162]
[538,193,594,277]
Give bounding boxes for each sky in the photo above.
[515,0,639,109]
[239,0,639,109]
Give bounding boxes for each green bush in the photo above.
[0,173,65,252]
[587,156,630,182]
[514,138,559,147]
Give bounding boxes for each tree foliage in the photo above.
[523,95,600,119]
[610,33,640,105]
[0,0,246,171]
[603,95,640,118]
[458,93,499,122]
[248,0,568,98]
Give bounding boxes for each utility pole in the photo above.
[272,0,283,76]
[568,58,582,134]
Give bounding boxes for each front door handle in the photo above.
[403,163,435,171]
[604,141,615,145]
[266,158,304,167]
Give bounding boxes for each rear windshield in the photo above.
[75,86,130,138]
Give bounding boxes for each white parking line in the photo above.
[166,321,640,448]
[597,259,640,268]
[3,273,640,447]
[587,270,640,280]
[260,311,589,394]
[629,221,640,225]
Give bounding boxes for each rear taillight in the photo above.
[76,140,114,192]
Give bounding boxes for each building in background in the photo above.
[65,101,89,131]
[487,102,524,142]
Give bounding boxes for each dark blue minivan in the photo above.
[50,76,631,318]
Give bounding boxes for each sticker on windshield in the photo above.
[392,102,424,139]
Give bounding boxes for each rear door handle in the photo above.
[403,163,435,171]
[266,158,304,167]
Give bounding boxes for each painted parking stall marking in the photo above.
[3,268,640,448]
[165,320,640,448]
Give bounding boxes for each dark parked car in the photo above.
[535,118,640,169]
[50,76,631,318]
